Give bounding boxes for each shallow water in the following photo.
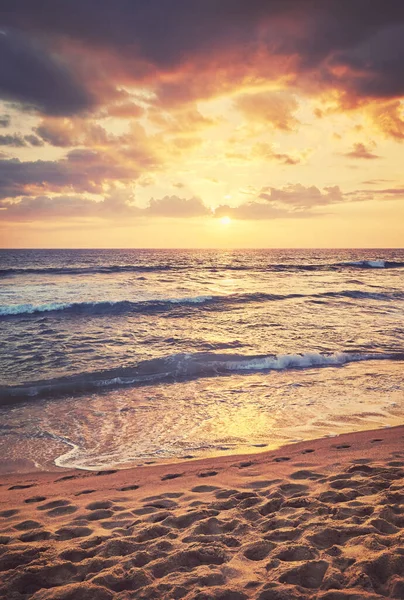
[0,249,403,471]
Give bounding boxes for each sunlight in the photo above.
[220,216,232,226]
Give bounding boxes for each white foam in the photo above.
[367,260,385,268]
[223,351,380,372]
[168,295,213,304]
[0,302,71,316]
[348,259,386,268]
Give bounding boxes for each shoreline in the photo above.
[1,424,403,598]
[1,423,403,480]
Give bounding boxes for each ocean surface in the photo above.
[0,248,403,472]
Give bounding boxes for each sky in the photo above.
[0,0,403,248]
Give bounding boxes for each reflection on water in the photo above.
[0,361,402,471]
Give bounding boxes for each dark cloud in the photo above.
[1,1,403,108]
[0,134,27,147]
[0,133,44,147]
[0,29,94,115]
[24,134,44,147]
[0,114,11,128]
[343,143,380,160]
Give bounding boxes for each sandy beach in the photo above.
[1,425,403,599]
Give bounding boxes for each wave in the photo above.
[1,289,403,318]
[0,265,173,277]
[1,350,402,405]
[1,259,403,278]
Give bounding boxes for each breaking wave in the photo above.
[1,350,402,405]
[1,289,403,318]
[1,259,403,278]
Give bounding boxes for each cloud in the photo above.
[346,186,404,202]
[0,192,211,222]
[214,202,311,220]
[1,1,403,112]
[0,114,10,128]
[0,29,94,115]
[234,91,299,131]
[252,143,305,165]
[0,150,147,199]
[0,133,44,147]
[0,134,27,147]
[343,143,380,159]
[259,184,343,208]
[23,134,44,147]
[214,184,345,220]
[369,100,404,140]
[105,102,144,119]
[146,195,210,217]
[34,118,110,147]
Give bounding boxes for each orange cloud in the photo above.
[234,91,299,131]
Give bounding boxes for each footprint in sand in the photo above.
[86,501,113,510]
[55,525,93,540]
[55,474,80,482]
[239,461,255,468]
[86,509,114,521]
[161,473,183,481]
[243,540,274,561]
[191,485,220,493]
[119,484,139,491]
[198,470,218,478]
[37,499,71,511]
[274,457,291,463]
[8,483,36,490]
[14,520,42,531]
[290,470,324,481]
[74,489,96,496]
[0,509,19,518]
[19,530,51,542]
[335,444,351,449]
[302,448,315,454]
[47,505,78,517]
[24,496,46,504]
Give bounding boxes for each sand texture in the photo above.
[1,426,404,599]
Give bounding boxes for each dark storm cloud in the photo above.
[0,30,94,115]
[1,1,403,104]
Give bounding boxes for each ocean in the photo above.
[0,248,403,472]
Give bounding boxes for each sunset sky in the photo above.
[0,0,403,248]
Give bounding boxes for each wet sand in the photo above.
[1,426,403,599]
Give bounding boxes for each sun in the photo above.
[220,216,232,226]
